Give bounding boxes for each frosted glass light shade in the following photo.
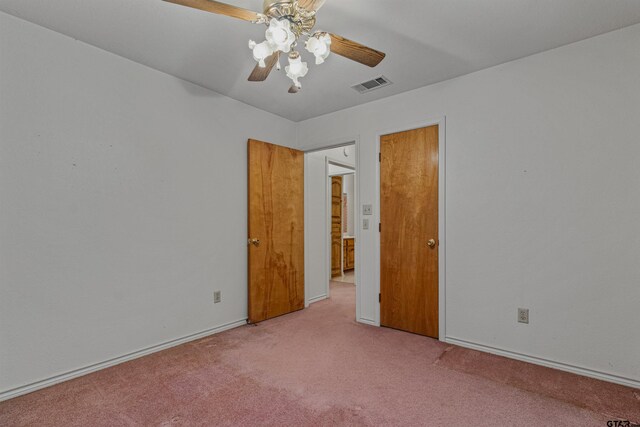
[285,55,308,87]
[265,18,295,53]
[305,33,331,65]
[248,40,274,67]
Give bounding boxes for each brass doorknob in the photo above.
[427,239,436,248]
[248,238,260,247]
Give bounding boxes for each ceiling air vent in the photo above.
[351,76,392,94]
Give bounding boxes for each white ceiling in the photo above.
[3,0,640,121]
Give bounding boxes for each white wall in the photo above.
[0,12,296,397]
[323,146,356,168]
[327,163,353,176]
[297,24,640,385]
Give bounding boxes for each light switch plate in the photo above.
[362,204,373,215]
[363,218,369,230]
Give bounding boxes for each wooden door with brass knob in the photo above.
[380,125,439,338]
[248,139,304,323]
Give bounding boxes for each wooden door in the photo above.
[248,139,304,323]
[343,238,355,270]
[331,176,343,277]
[347,238,355,270]
[380,125,439,338]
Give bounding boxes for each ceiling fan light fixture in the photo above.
[248,40,274,67]
[265,18,296,53]
[305,32,331,65]
[165,0,385,92]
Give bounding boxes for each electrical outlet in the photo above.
[214,291,222,304]
[362,204,372,215]
[518,308,529,324]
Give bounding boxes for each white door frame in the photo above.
[303,138,360,321]
[375,117,446,340]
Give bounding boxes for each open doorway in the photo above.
[304,144,357,312]
[329,163,355,285]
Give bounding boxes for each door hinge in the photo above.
[379,152,381,162]
[379,223,381,232]
[379,293,381,303]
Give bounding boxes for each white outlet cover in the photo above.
[518,308,529,324]
[362,204,373,215]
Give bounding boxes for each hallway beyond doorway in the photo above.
[332,270,355,284]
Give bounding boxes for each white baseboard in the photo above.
[0,318,248,402]
[357,317,378,327]
[308,294,327,304]
[445,337,640,390]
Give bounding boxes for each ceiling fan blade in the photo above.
[163,0,262,22]
[329,34,386,67]
[288,85,300,94]
[297,0,326,12]
[248,52,280,82]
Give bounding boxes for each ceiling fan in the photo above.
[163,0,386,93]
